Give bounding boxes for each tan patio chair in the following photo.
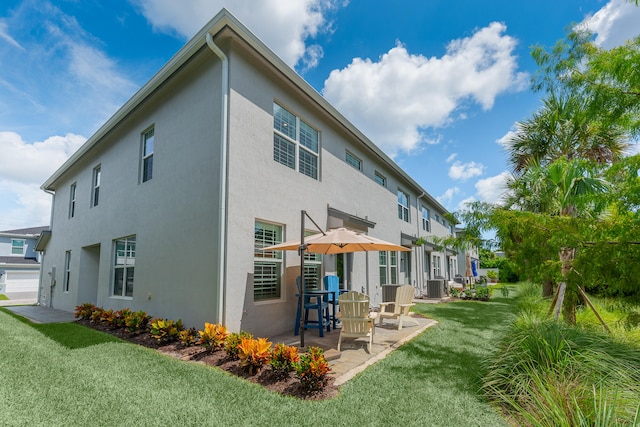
[337,291,375,352]
[378,284,419,330]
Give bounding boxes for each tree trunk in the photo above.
[559,247,577,324]
[542,277,554,297]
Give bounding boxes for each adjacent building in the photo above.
[0,226,48,295]
[37,9,457,337]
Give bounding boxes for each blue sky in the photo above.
[1,0,639,231]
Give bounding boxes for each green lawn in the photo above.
[0,293,518,426]
[0,294,9,301]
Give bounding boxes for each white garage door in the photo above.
[4,271,39,293]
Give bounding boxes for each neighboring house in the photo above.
[455,226,480,284]
[37,9,455,337]
[0,226,48,294]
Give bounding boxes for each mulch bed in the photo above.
[76,320,339,400]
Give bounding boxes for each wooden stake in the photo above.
[578,285,611,334]
[554,282,566,320]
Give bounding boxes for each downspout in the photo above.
[206,33,229,326]
[416,193,425,293]
[39,189,55,307]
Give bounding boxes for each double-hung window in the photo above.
[142,127,154,182]
[69,183,77,218]
[273,103,319,179]
[63,251,71,292]
[92,165,101,207]
[433,255,442,277]
[303,231,322,291]
[389,251,398,284]
[113,236,136,297]
[11,239,25,255]
[379,251,387,285]
[398,190,410,222]
[422,206,430,231]
[254,221,283,301]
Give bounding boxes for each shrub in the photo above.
[124,310,150,334]
[90,307,105,323]
[295,346,330,391]
[224,331,253,360]
[198,323,229,351]
[111,308,131,329]
[149,318,184,344]
[74,303,96,320]
[99,309,115,325]
[450,287,461,298]
[270,343,300,379]
[483,315,640,426]
[238,337,272,375]
[178,328,198,347]
[475,286,491,300]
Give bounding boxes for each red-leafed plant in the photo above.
[295,346,330,391]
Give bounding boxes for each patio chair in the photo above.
[323,275,346,329]
[294,276,331,337]
[378,284,419,330]
[337,291,375,352]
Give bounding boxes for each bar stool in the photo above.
[294,276,330,337]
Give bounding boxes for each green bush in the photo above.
[124,310,150,334]
[149,318,184,344]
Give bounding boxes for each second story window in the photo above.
[345,151,361,171]
[69,183,77,218]
[142,127,154,182]
[92,165,101,207]
[398,190,410,222]
[422,207,430,232]
[11,239,25,255]
[273,103,318,180]
[374,171,386,187]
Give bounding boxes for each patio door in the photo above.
[399,250,411,285]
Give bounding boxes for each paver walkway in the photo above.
[4,305,76,323]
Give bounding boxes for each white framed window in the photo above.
[142,127,154,182]
[254,221,283,301]
[374,171,386,187]
[113,236,136,298]
[398,190,410,222]
[379,251,387,285]
[273,103,319,180]
[345,151,362,171]
[303,230,322,291]
[92,165,101,207]
[390,251,398,284]
[69,183,77,218]
[63,251,71,292]
[432,254,442,277]
[11,239,25,255]
[422,206,430,232]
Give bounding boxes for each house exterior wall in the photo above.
[40,49,225,326]
[39,14,455,337]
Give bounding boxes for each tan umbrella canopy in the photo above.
[262,227,411,254]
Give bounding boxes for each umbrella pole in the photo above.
[299,210,306,348]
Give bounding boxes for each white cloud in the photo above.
[0,132,86,231]
[582,0,640,48]
[322,22,528,157]
[456,196,476,213]
[437,187,460,207]
[496,129,517,150]
[0,21,24,50]
[449,160,485,181]
[133,0,344,68]
[446,153,458,163]
[475,172,510,204]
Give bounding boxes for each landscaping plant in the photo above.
[224,331,253,360]
[74,303,96,320]
[198,322,229,351]
[178,327,198,347]
[237,337,272,375]
[149,318,184,344]
[269,343,300,379]
[295,346,330,391]
[124,310,151,334]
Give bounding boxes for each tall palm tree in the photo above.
[507,92,629,175]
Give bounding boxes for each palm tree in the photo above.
[507,92,629,175]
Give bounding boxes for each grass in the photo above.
[0,294,9,301]
[483,283,640,426]
[0,295,519,426]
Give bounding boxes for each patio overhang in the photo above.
[327,205,376,232]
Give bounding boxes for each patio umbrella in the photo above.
[262,225,410,347]
[263,227,411,255]
[465,252,473,287]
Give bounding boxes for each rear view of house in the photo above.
[37,9,457,337]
